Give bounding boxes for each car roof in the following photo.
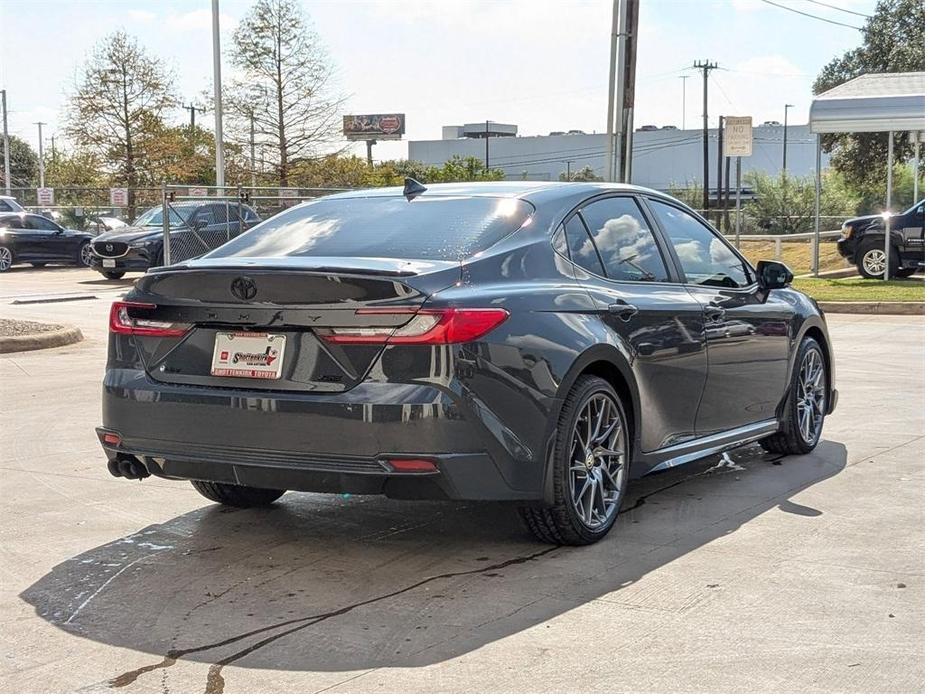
[321,181,668,205]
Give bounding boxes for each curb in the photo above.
[797,268,857,280]
[818,301,925,316]
[0,325,84,353]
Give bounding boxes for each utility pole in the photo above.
[693,60,718,212]
[35,122,46,188]
[484,120,490,169]
[680,76,688,130]
[621,0,639,183]
[716,116,724,229]
[183,103,206,130]
[1,90,9,195]
[606,0,629,182]
[783,103,794,173]
[211,0,225,189]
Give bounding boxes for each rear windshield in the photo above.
[204,195,534,261]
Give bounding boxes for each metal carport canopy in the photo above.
[807,72,925,279]
[809,72,925,133]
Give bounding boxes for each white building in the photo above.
[409,124,828,191]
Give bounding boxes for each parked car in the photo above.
[0,212,95,271]
[97,181,837,545]
[0,195,25,213]
[87,216,129,233]
[89,201,261,279]
[637,124,659,131]
[836,199,924,278]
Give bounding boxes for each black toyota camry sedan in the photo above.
[0,212,95,271]
[97,181,837,545]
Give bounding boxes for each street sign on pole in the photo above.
[37,187,54,206]
[724,116,753,158]
[109,188,128,207]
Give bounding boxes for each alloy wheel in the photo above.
[797,348,826,444]
[568,393,626,529]
[862,249,886,277]
[0,247,11,272]
[79,244,94,267]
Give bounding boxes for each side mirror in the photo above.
[192,218,207,231]
[756,260,793,289]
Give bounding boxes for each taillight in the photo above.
[318,308,509,345]
[109,301,191,337]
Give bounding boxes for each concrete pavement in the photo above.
[1,268,923,693]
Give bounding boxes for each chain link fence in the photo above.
[160,185,349,265]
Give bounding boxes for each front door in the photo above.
[563,195,708,453]
[645,198,793,436]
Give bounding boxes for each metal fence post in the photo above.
[884,130,893,281]
[161,183,171,266]
[236,184,243,239]
[775,237,782,260]
[812,135,821,277]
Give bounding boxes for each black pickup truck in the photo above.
[837,200,924,279]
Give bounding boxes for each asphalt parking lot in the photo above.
[1,267,923,694]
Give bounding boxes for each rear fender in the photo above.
[541,344,639,505]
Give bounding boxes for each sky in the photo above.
[0,0,878,162]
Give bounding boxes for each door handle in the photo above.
[608,302,639,321]
[704,305,726,322]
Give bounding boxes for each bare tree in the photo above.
[227,0,346,187]
[65,31,176,197]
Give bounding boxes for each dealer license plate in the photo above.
[211,332,286,379]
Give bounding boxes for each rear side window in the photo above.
[0,201,12,212]
[562,215,605,276]
[579,197,669,282]
[206,195,534,261]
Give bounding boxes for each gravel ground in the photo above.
[0,318,64,337]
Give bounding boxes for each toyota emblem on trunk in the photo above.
[230,276,257,301]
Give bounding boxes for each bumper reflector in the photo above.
[386,458,438,473]
[102,432,122,446]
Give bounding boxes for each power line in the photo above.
[757,0,863,30]
[802,0,871,18]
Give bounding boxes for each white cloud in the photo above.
[735,55,807,78]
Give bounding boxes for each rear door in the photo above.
[22,215,61,260]
[563,195,708,453]
[645,197,793,435]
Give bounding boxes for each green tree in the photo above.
[44,149,107,188]
[814,0,925,203]
[227,0,346,187]
[559,165,602,182]
[65,31,177,216]
[2,135,39,188]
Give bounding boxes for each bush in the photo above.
[743,170,858,234]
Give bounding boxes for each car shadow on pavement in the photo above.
[21,441,846,691]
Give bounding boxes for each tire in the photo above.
[856,239,898,279]
[100,270,126,280]
[895,268,917,278]
[77,241,93,267]
[519,375,630,545]
[190,480,285,507]
[0,246,13,272]
[760,337,827,456]
[31,262,47,268]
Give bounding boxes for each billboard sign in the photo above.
[724,116,753,157]
[343,114,405,141]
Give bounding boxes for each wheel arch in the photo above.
[541,345,640,504]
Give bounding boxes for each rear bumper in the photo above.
[99,368,543,501]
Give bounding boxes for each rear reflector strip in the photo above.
[385,458,439,473]
[318,308,509,345]
[102,432,122,446]
[109,301,191,337]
